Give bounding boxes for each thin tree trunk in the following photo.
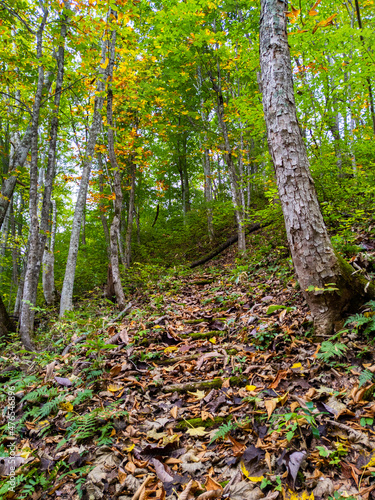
[18,9,49,351]
[124,161,136,268]
[20,4,69,346]
[259,0,375,335]
[59,31,108,317]
[208,67,246,253]
[0,72,53,230]
[97,156,110,255]
[106,17,126,309]
[43,200,57,305]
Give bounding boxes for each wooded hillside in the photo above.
[1,0,375,498]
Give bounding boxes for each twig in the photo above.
[61,334,87,356]
[107,302,132,325]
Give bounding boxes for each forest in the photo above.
[1,0,375,498]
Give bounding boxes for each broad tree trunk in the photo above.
[259,0,375,335]
[60,32,108,317]
[106,17,126,309]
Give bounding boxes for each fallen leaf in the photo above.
[186,427,208,437]
[265,398,277,419]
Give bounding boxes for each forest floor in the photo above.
[2,233,375,500]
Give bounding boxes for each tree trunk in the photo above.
[124,160,136,268]
[106,17,126,309]
[0,293,15,341]
[209,68,246,253]
[97,153,110,253]
[0,72,53,230]
[59,31,108,317]
[42,200,57,306]
[259,0,375,335]
[18,10,49,351]
[20,4,69,347]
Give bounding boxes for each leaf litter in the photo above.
[2,246,375,499]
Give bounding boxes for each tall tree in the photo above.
[59,27,109,317]
[259,0,375,335]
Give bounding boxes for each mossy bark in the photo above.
[161,376,247,393]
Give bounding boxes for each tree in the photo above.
[59,26,109,317]
[259,0,375,335]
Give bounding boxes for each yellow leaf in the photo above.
[164,345,178,354]
[59,402,74,412]
[101,57,109,69]
[186,426,207,436]
[246,385,257,391]
[209,337,217,344]
[240,461,264,482]
[292,362,302,370]
[284,490,315,500]
[187,390,206,401]
[108,384,123,392]
[124,443,135,452]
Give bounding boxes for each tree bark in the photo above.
[259,0,375,335]
[20,4,69,347]
[106,16,126,309]
[124,160,136,268]
[42,199,57,305]
[59,31,108,317]
[18,9,49,351]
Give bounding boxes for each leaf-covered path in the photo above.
[2,257,375,499]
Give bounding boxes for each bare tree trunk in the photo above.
[259,0,375,335]
[18,10,49,351]
[97,156,110,255]
[0,72,53,230]
[106,17,126,308]
[124,161,136,268]
[60,32,108,317]
[20,4,69,347]
[43,200,57,305]
[209,66,246,253]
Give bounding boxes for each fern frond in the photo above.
[359,369,374,388]
[317,341,347,362]
[209,420,236,444]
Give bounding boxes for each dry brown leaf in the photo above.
[265,399,277,419]
[290,401,300,412]
[110,364,122,377]
[170,406,179,419]
[196,490,222,500]
[205,475,223,492]
[118,466,127,485]
[222,378,231,388]
[125,461,136,474]
[177,479,193,500]
[201,411,214,422]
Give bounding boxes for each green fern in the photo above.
[359,369,374,388]
[317,341,348,362]
[209,420,236,444]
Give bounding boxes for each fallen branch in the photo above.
[108,302,132,324]
[161,375,247,393]
[189,222,268,269]
[61,334,87,356]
